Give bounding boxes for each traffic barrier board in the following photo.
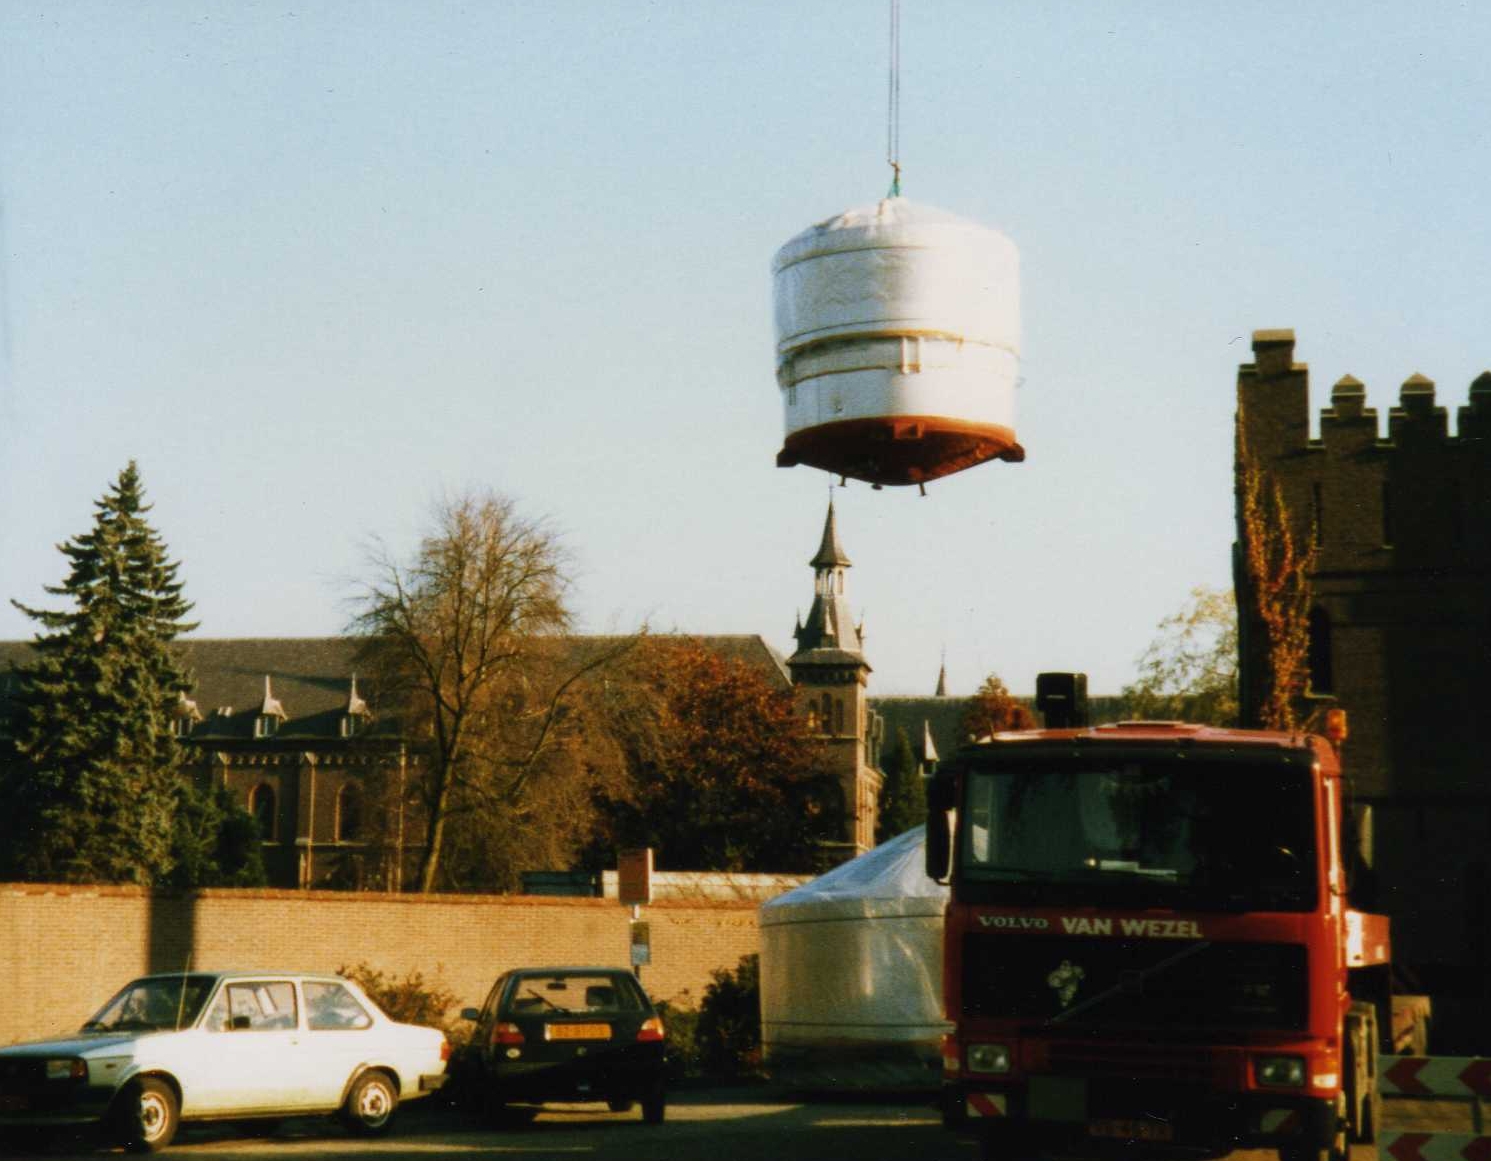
[1381,1057,1491,1100]
[1380,1132,1491,1161]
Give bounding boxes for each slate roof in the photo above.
[870,693,1131,767]
[0,634,793,742]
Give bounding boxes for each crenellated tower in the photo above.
[1234,329,1491,988]
[788,500,883,857]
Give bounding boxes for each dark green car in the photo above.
[452,968,666,1125]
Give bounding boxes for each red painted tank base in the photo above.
[776,417,1025,488]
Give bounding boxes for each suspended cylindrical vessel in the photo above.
[758,826,950,1090]
[772,197,1023,488]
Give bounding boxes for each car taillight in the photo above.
[440,1038,452,1062]
[636,1017,665,1043]
[491,1022,525,1047]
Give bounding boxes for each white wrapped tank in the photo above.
[773,197,1023,488]
[758,826,949,1090]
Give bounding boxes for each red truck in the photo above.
[926,692,1393,1161]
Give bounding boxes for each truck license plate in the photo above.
[1089,1119,1174,1142]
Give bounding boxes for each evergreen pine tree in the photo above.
[876,725,926,843]
[4,462,198,883]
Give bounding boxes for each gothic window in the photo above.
[254,715,279,739]
[1311,482,1324,547]
[336,784,363,843]
[1307,606,1334,695]
[820,693,832,734]
[250,783,277,841]
[1381,483,1394,547]
[834,698,845,735]
[340,714,360,738]
[172,716,193,739]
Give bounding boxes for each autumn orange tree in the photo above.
[1237,409,1316,731]
[590,640,840,872]
[960,673,1036,742]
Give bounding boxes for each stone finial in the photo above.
[1329,374,1367,420]
[1471,372,1491,401]
[1399,373,1436,413]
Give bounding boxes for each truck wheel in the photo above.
[115,1077,179,1154]
[341,1070,398,1136]
[1279,1094,1348,1161]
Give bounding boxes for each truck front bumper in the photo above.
[946,1079,1336,1157]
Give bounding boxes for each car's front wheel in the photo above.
[114,1077,179,1154]
[341,1070,398,1136]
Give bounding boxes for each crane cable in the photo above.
[886,0,902,198]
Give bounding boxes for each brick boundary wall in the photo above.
[0,883,761,1045]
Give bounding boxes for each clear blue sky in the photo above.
[3,2,1488,696]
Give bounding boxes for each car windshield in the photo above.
[960,757,1318,911]
[506,974,642,1016]
[83,975,217,1032]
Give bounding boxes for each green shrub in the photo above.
[653,998,702,1080]
[695,953,761,1078]
[337,961,464,1044]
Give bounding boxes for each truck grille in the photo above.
[961,935,1307,1032]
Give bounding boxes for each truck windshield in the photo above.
[960,758,1318,911]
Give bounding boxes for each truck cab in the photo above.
[926,718,1390,1161]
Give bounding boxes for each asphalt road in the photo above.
[0,1089,1431,1161]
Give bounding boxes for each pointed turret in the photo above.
[810,500,852,570]
[791,500,864,658]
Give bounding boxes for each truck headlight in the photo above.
[45,1059,87,1081]
[1254,1055,1306,1087]
[966,1043,1011,1074]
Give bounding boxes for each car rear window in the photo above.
[506,974,642,1016]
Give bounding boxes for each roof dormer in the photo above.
[340,674,370,738]
[254,675,287,739]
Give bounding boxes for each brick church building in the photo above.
[1,501,896,889]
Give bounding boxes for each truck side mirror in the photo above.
[925,774,952,883]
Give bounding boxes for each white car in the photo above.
[0,970,449,1152]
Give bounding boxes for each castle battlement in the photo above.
[1241,329,1491,453]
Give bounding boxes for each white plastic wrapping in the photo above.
[772,198,1020,360]
[759,826,950,1088]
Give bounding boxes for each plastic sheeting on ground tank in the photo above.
[758,825,949,1090]
[772,197,1023,487]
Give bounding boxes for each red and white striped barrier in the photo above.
[1378,1056,1491,1161]
[1379,1132,1491,1161]
[1381,1057,1491,1100]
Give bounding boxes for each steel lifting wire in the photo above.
[887,0,901,197]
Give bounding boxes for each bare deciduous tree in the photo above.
[350,490,635,892]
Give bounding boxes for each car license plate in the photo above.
[0,1095,30,1113]
[1089,1119,1174,1142]
[547,1023,612,1041]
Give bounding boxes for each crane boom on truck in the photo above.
[926,677,1393,1161]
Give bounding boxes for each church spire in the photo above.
[810,498,852,570]
[790,498,864,658]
